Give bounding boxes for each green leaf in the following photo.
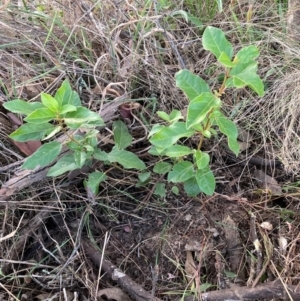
[175,69,210,101]
[228,137,240,156]
[184,177,201,197]
[169,110,183,123]
[93,148,109,161]
[148,124,164,137]
[113,120,132,149]
[215,115,238,138]
[171,186,179,195]
[195,167,216,196]
[200,283,213,292]
[9,123,54,142]
[22,141,62,170]
[186,92,221,129]
[149,122,194,150]
[138,171,151,183]
[60,104,77,115]
[165,145,193,157]
[47,153,79,177]
[234,46,259,64]
[3,100,44,115]
[215,0,223,12]
[67,136,84,151]
[107,148,146,170]
[227,62,264,96]
[171,10,203,28]
[84,171,106,195]
[54,79,81,107]
[153,162,172,174]
[167,161,194,183]
[42,126,62,140]
[154,183,166,198]
[203,129,212,138]
[74,150,87,168]
[202,26,233,60]
[148,146,167,156]
[64,107,104,129]
[24,107,57,124]
[41,93,59,112]
[157,111,170,122]
[194,151,210,169]
[218,52,236,67]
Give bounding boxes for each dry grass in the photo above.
[1,0,300,300]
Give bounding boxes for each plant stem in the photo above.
[197,111,213,151]
[218,67,230,95]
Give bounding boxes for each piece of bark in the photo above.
[81,239,163,301]
[223,215,245,283]
[181,279,300,301]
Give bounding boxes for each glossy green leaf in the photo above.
[64,107,104,129]
[42,126,62,141]
[202,26,233,60]
[84,171,107,195]
[60,104,77,115]
[218,52,236,67]
[169,110,183,123]
[9,123,54,142]
[149,122,194,150]
[167,161,194,183]
[113,120,132,149]
[186,92,221,129]
[195,167,216,196]
[22,141,62,170]
[165,145,193,157]
[24,107,57,124]
[184,177,201,197]
[47,153,79,177]
[194,150,210,169]
[153,162,172,174]
[175,69,210,101]
[3,100,44,115]
[54,79,81,107]
[227,62,264,96]
[74,150,87,168]
[107,148,146,170]
[41,93,59,112]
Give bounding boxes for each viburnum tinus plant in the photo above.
[149,26,264,196]
[3,80,146,194]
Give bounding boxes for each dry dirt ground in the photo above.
[1,1,300,301]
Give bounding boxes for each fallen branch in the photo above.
[81,238,163,301]
[182,280,300,301]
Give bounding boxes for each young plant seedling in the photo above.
[4,80,146,194]
[149,26,264,196]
